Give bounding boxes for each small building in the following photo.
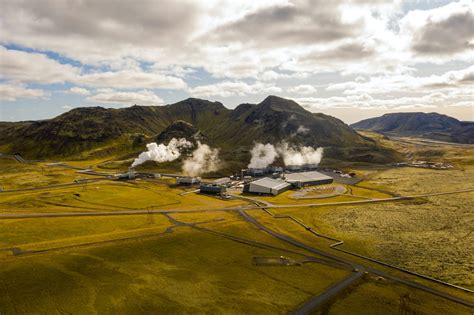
[244,177,291,196]
[117,167,137,180]
[303,163,319,170]
[247,168,267,177]
[200,184,226,195]
[269,166,284,173]
[286,165,302,172]
[284,171,333,188]
[176,177,201,185]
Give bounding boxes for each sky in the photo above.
[0,0,473,124]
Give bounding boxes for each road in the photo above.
[291,270,364,315]
[238,209,474,310]
[1,188,473,219]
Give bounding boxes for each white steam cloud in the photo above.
[248,143,279,169]
[278,142,323,166]
[248,142,324,168]
[131,138,192,167]
[182,141,220,176]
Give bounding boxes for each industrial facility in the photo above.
[244,177,291,196]
[200,183,226,195]
[284,171,333,188]
[176,177,201,185]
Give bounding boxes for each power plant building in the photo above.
[200,184,226,194]
[245,177,291,196]
[176,177,201,185]
[246,168,267,177]
[284,171,333,188]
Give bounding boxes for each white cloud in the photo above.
[87,89,164,105]
[294,90,472,111]
[0,46,79,84]
[288,84,317,95]
[0,84,47,101]
[77,70,186,90]
[69,87,90,96]
[0,0,472,122]
[327,65,474,95]
[400,0,474,58]
[189,81,281,98]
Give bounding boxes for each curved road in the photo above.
[238,209,474,310]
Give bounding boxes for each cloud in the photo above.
[87,89,164,105]
[0,0,472,121]
[327,65,474,95]
[400,0,474,56]
[0,0,202,64]
[189,81,281,98]
[0,47,186,91]
[302,41,376,62]
[287,84,317,95]
[0,46,79,84]
[69,87,90,96]
[78,70,186,90]
[294,90,472,111]
[205,0,364,47]
[0,84,47,101]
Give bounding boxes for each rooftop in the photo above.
[284,171,332,183]
[251,177,291,190]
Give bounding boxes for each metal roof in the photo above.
[284,171,332,183]
[251,177,291,190]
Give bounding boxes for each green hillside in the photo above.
[0,96,401,167]
[351,112,474,144]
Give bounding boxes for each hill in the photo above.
[351,112,474,144]
[0,96,401,167]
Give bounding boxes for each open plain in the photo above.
[1,133,473,314]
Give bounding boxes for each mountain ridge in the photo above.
[0,96,401,166]
[351,112,473,144]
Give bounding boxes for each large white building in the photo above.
[244,177,291,195]
[284,171,333,188]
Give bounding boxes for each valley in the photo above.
[1,133,473,314]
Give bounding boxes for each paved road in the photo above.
[0,178,110,193]
[238,209,474,310]
[2,188,473,219]
[0,207,245,219]
[292,270,364,315]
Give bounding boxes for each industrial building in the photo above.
[284,171,333,188]
[176,177,201,185]
[269,166,284,173]
[246,168,267,177]
[302,163,318,170]
[244,177,291,196]
[200,183,226,195]
[286,165,302,172]
[117,168,136,180]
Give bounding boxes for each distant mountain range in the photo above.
[0,96,400,167]
[352,112,474,144]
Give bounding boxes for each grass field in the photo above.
[1,135,473,313]
[0,213,350,314]
[246,135,474,291]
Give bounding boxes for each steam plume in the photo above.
[131,138,192,167]
[248,143,278,168]
[278,142,323,166]
[182,141,220,176]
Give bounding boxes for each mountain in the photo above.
[155,120,204,144]
[351,112,474,144]
[0,96,401,166]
